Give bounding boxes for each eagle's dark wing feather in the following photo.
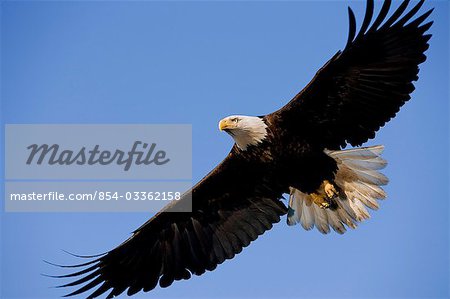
[270,0,433,150]
[57,151,287,298]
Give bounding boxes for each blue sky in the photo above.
[1,1,449,298]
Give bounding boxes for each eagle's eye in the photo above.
[231,118,239,123]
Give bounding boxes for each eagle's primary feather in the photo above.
[54,1,433,298]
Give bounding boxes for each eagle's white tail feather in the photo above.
[312,204,330,234]
[349,168,389,186]
[340,158,386,171]
[287,145,388,234]
[299,194,314,230]
[326,209,346,234]
[336,207,357,229]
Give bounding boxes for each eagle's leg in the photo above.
[311,180,339,209]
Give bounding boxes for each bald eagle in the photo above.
[57,0,433,297]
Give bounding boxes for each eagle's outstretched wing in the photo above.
[56,151,286,298]
[269,0,432,150]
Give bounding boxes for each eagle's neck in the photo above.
[232,116,268,150]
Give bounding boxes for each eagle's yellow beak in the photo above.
[219,119,230,131]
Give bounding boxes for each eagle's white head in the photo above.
[219,115,268,150]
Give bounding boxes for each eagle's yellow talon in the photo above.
[310,192,330,209]
[324,180,338,199]
[309,180,340,209]
[319,202,330,209]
